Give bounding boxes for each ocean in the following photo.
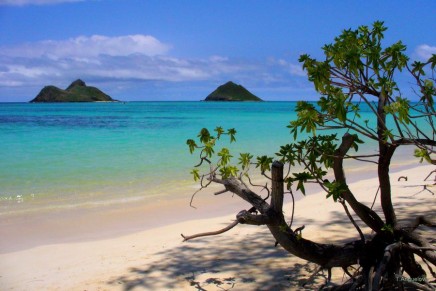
[0,102,302,213]
[0,101,422,215]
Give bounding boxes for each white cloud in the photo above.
[0,0,84,6]
[209,55,229,62]
[0,35,262,86]
[0,50,236,87]
[0,35,170,59]
[271,58,306,77]
[0,35,308,99]
[415,44,436,60]
[0,34,172,87]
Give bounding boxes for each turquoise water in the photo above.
[0,102,304,210]
[0,101,424,212]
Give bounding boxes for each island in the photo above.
[30,79,116,102]
[204,81,263,101]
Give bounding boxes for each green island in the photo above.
[30,79,116,103]
[204,81,263,101]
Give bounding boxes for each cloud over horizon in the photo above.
[0,0,85,6]
[0,34,306,96]
[0,35,171,59]
[2,34,433,101]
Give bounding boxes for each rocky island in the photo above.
[30,79,116,103]
[204,81,263,101]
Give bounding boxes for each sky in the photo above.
[0,0,435,102]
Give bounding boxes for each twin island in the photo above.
[30,79,263,102]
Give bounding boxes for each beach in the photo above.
[1,162,434,290]
[2,1,436,289]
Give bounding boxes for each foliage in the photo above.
[186,21,436,290]
[190,21,436,187]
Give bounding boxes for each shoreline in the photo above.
[0,154,427,254]
[0,165,436,290]
[1,162,435,290]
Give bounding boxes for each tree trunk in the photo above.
[377,94,397,226]
[333,134,384,232]
[225,162,362,269]
[378,144,397,226]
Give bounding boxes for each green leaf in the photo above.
[217,147,232,166]
[287,172,314,195]
[421,79,435,106]
[350,134,364,152]
[227,128,237,143]
[429,54,436,69]
[191,169,200,182]
[186,139,197,154]
[381,129,394,143]
[256,155,273,173]
[198,128,211,144]
[414,148,432,164]
[290,101,323,137]
[238,153,253,170]
[220,166,239,179]
[325,180,349,202]
[384,97,410,124]
[214,126,224,139]
[203,142,215,158]
[381,224,394,234]
[411,61,425,76]
[276,144,296,165]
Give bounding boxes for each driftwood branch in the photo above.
[401,231,436,266]
[181,206,258,241]
[181,220,239,242]
[397,215,436,232]
[214,189,229,195]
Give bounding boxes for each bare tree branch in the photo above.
[181,220,239,242]
[339,199,365,242]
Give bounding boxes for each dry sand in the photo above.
[1,163,435,290]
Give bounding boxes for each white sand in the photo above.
[1,163,435,290]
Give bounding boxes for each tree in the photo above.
[183,21,436,290]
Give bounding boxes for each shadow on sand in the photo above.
[107,189,434,290]
[108,225,327,290]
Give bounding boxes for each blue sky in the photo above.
[0,0,435,102]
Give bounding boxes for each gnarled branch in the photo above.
[333,133,385,232]
[236,210,273,225]
[185,161,364,269]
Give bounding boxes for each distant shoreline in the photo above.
[0,99,424,104]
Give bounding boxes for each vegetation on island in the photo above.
[204,81,263,101]
[184,21,436,290]
[30,79,116,102]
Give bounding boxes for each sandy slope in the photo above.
[1,164,435,290]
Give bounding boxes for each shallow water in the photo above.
[0,101,425,214]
